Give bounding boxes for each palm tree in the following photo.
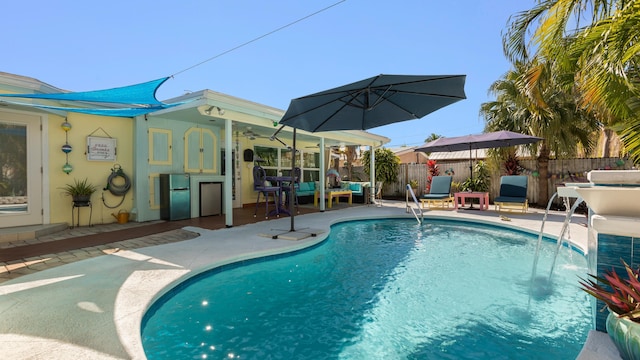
[424,133,442,143]
[339,145,359,180]
[503,0,640,161]
[564,2,640,161]
[502,0,616,65]
[480,60,600,204]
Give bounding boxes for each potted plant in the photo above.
[61,178,97,206]
[580,260,640,360]
[408,179,419,194]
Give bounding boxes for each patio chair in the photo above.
[253,166,281,219]
[494,175,529,213]
[420,176,454,209]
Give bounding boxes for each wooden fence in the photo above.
[355,157,633,206]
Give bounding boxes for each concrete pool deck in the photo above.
[0,201,611,359]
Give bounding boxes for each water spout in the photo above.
[528,187,584,307]
[529,192,558,306]
[548,196,583,282]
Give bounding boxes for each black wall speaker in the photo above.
[243,149,254,162]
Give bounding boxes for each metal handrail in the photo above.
[405,184,423,224]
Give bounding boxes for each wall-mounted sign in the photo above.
[87,136,117,161]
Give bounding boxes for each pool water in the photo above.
[142,219,591,360]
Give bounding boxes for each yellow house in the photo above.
[0,72,389,230]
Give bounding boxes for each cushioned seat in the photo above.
[340,181,369,203]
[420,176,454,209]
[348,182,363,195]
[494,175,528,213]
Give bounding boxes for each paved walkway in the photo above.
[0,203,323,283]
[0,202,600,359]
[0,222,198,283]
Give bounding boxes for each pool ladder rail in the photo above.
[405,184,424,224]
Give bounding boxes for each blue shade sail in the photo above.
[0,101,184,117]
[0,77,169,105]
[0,77,186,117]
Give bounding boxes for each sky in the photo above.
[4,0,536,148]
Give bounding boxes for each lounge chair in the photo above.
[420,176,454,209]
[494,175,529,213]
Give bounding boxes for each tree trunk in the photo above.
[601,128,613,157]
[537,145,550,206]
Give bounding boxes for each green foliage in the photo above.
[501,0,640,162]
[408,179,419,189]
[361,148,400,185]
[60,178,97,197]
[451,181,462,194]
[461,161,490,192]
[424,133,442,143]
[580,259,640,322]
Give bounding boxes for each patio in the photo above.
[0,202,598,359]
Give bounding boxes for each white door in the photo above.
[0,110,43,227]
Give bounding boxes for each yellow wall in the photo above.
[49,113,134,226]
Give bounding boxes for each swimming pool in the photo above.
[142,219,590,359]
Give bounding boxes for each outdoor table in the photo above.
[314,189,352,208]
[454,192,489,210]
[266,176,295,216]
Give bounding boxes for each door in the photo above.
[0,110,43,227]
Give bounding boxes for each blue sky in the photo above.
[4,0,535,148]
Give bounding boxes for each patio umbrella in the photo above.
[278,74,467,232]
[414,130,543,189]
[279,74,467,132]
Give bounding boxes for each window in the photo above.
[254,145,319,181]
[302,152,320,182]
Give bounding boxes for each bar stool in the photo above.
[253,166,281,219]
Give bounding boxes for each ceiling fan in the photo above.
[241,127,268,140]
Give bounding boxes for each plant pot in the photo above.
[72,195,91,206]
[606,309,640,360]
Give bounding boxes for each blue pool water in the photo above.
[142,219,591,359]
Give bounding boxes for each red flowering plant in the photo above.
[503,153,521,175]
[579,259,640,322]
[426,160,439,193]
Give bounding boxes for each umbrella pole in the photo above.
[290,128,296,232]
[469,144,473,183]
[468,144,475,209]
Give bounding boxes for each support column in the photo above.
[370,145,376,204]
[319,137,326,212]
[224,118,233,227]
